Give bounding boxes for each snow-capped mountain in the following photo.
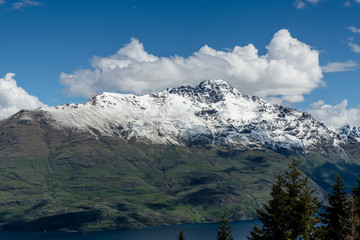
[337,124,360,141]
[15,79,348,155]
[2,79,360,231]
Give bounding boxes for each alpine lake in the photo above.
[0,220,260,240]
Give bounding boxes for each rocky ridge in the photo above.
[13,79,352,159]
[1,79,360,231]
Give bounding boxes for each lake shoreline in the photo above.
[0,220,261,240]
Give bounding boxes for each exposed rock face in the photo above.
[338,124,360,142]
[4,79,354,159]
[0,79,360,231]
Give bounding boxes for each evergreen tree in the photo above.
[248,175,288,240]
[248,159,320,240]
[349,177,360,239]
[298,177,321,240]
[177,230,185,240]
[352,177,360,217]
[216,212,234,240]
[322,175,350,240]
[248,224,266,240]
[347,194,360,240]
[354,177,360,195]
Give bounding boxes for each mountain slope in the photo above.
[338,124,360,142]
[18,80,347,155]
[0,79,359,231]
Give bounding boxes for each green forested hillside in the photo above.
[1,115,360,231]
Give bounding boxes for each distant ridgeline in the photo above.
[1,80,360,231]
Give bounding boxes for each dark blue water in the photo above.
[0,220,260,240]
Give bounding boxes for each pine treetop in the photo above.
[323,174,351,240]
[177,230,185,240]
[216,212,234,240]
[248,159,319,240]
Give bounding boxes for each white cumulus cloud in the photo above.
[308,100,360,129]
[321,60,358,73]
[60,29,323,104]
[0,73,46,119]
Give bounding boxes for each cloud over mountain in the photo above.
[308,100,360,129]
[60,29,323,104]
[0,73,46,119]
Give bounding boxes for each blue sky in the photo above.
[0,0,360,128]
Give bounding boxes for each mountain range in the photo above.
[0,79,359,231]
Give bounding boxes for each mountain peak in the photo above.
[194,79,234,100]
[337,124,360,141]
[28,78,346,155]
[197,79,233,90]
[86,91,135,107]
[165,79,238,104]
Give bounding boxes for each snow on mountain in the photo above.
[18,80,345,153]
[337,124,360,142]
